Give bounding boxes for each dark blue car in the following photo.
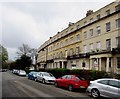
[28,71,39,80]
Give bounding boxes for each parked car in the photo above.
[28,71,39,80]
[35,72,56,84]
[86,78,120,98]
[12,69,19,74]
[0,69,8,72]
[54,75,88,91]
[18,70,26,76]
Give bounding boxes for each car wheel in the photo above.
[91,89,100,98]
[42,79,45,84]
[68,85,73,91]
[55,82,58,87]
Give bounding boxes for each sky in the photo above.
[0,0,116,61]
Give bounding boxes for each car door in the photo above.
[60,75,67,87]
[107,80,120,98]
[64,75,72,87]
[37,72,41,81]
[39,73,43,82]
[97,80,109,96]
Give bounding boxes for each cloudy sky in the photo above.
[1,0,115,60]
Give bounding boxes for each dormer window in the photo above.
[90,18,93,23]
[115,4,120,11]
[76,25,80,29]
[84,21,87,26]
[96,14,100,20]
[106,9,110,16]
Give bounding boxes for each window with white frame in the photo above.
[57,43,59,49]
[76,34,80,41]
[116,18,120,28]
[56,52,58,58]
[83,45,87,53]
[60,41,63,48]
[50,54,52,59]
[96,41,101,51]
[54,53,56,59]
[106,39,111,50]
[70,48,74,56]
[117,57,120,68]
[96,14,100,20]
[60,51,63,58]
[90,43,94,52]
[70,37,74,44]
[54,54,55,59]
[90,29,93,37]
[116,36,120,47]
[106,22,111,32]
[51,46,52,51]
[76,47,80,55]
[65,50,68,58]
[76,60,79,68]
[96,26,101,35]
[65,39,68,45]
[83,31,87,39]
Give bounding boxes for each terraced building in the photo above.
[37,1,120,74]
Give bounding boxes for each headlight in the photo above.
[33,75,35,77]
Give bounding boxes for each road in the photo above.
[2,71,92,99]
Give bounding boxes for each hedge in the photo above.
[25,68,118,81]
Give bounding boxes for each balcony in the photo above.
[46,59,54,63]
[67,53,90,60]
[112,48,120,55]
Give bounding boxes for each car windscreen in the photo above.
[31,72,37,74]
[20,71,26,73]
[43,73,53,77]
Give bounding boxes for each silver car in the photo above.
[35,72,56,84]
[18,70,26,76]
[86,78,120,98]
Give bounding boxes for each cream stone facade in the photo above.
[37,1,120,74]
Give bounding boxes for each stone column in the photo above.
[106,57,109,72]
[62,61,64,68]
[90,59,93,70]
[57,62,60,68]
[53,62,55,69]
[99,58,102,71]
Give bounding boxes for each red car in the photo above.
[54,75,88,91]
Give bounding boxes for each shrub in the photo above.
[30,68,111,81]
[45,68,70,78]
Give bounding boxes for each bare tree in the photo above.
[16,44,37,66]
[16,44,31,58]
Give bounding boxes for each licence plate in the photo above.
[80,86,85,88]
